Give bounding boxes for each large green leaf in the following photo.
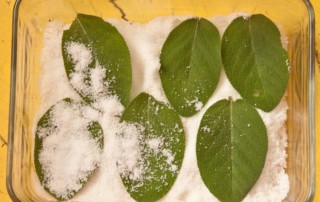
[118,93,185,202]
[221,14,289,112]
[34,98,104,200]
[62,14,132,106]
[196,98,268,202]
[160,18,222,117]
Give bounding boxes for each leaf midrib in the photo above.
[248,19,265,99]
[229,99,235,201]
[185,19,200,86]
[76,16,92,45]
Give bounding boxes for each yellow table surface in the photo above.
[0,0,320,201]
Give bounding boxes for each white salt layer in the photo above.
[37,100,102,200]
[35,13,289,202]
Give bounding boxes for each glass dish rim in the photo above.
[5,0,316,201]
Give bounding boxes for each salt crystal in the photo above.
[195,101,203,111]
[147,138,164,153]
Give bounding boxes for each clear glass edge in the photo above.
[5,0,316,202]
[6,0,22,201]
[305,0,316,201]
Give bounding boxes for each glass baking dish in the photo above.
[7,0,315,201]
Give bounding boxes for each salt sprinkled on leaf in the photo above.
[116,123,147,182]
[195,101,203,111]
[62,14,132,106]
[35,99,103,200]
[66,42,110,104]
[147,138,164,153]
[89,63,109,97]
[115,93,185,201]
[66,42,93,71]
[115,122,179,185]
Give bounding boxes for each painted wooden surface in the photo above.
[0,0,319,201]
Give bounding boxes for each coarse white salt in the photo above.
[116,123,147,182]
[35,13,289,202]
[201,126,211,133]
[184,97,203,111]
[195,101,204,111]
[66,42,110,102]
[147,138,163,153]
[115,121,179,193]
[66,42,93,72]
[37,100,102,200]
[163,149,174,164]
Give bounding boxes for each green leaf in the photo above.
[221,14,289,112]
[62,14,132,106]
[196,98,268,202]
[34,98,104,200]
[160,18,222,117]
[118,93,185,202]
